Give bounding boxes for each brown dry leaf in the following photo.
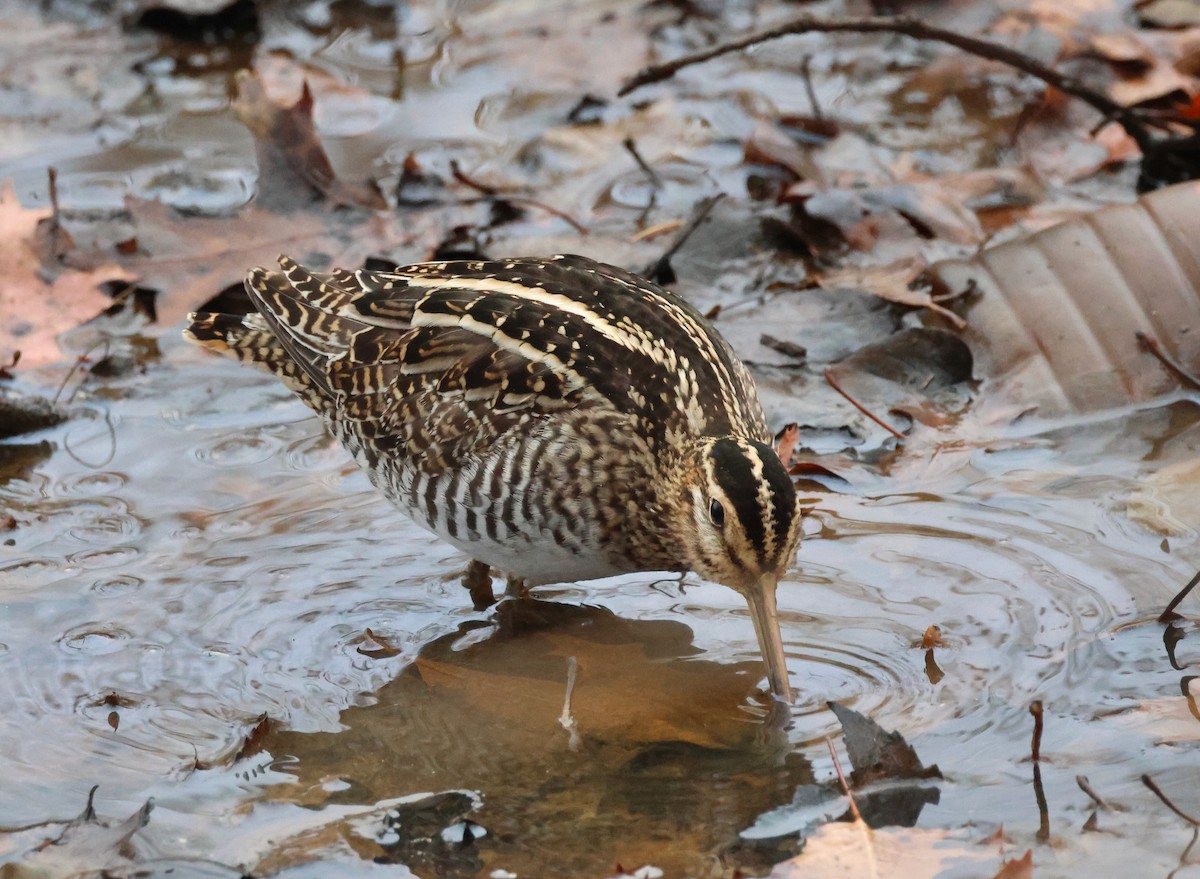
[232,66,387,210]
[829,701,941,786]
[769,823,998,878]
[744,120,823,182]
[1141,0,1200,29]
[1108,56,1193,106]
[993,849,1034,879]
[1092,121,1142,168]
[0,180,132,366]
[929,179,1200,415]
[1089,32,1156,64]
[820,258,964,328]
[921,625,944,649]
[825,327,974,430]
[1127,457,1200,534]
[117,197,390,325]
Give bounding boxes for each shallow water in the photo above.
[4,0,1200,877]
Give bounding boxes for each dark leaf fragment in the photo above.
[828,701,941,786]
[0,391,65,440]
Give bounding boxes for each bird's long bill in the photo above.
[746,574,794,703]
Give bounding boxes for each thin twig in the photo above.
[1033,762,1051,842]
[1076,775,1114,812]
[1143,774,1200,826]
[643,193,723,281]
[1030,700,1043,763]
[1030,701,1050,841]
[826,736,864,824]
[449,160,503,196]
[504,196,590,235]
[54,339,110,405]
[623,136,662,187]
[1137,331,1200,392]
[800,55,822,120]
[619,14,1161,153]
[449,163,589,235]
[823,367,906,440]
[1161,570,1200,622]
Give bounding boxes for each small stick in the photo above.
[800,55,822,119]
[53,338,110,405]
[1160,569,1200,622]
[643,194,723,281]
[631,219,684,242]
[618,13,1161,153]
[1029,700,1050,840]
[1076,775,1113,812]
[823,367,906,440]
[449,160,503,196]
[1030,700,1043,763]
[826,736,864,824]
[1143,774,1200,826]
[623,136,662,188]
[505,196,590,236]
[448,163,589,236]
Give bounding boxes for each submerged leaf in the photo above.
[0,180,130,366]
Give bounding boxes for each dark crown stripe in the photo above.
[708,438,768,562]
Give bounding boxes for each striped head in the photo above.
[669,436,800,702]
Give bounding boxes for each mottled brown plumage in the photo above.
[186,254,800,701]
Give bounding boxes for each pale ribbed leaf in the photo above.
[931,180,1200,415]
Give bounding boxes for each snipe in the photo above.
[185,254,801,701]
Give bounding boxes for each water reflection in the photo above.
[257,600,812,877]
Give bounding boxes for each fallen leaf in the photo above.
[1108,56,1192,107]
[1088,32,1156,65]
[744,120,823,182]
[2,787,153,877]
[920,625,944,649]
[117,196,389,326]
[1127,457,1200,534]
[232,65,387,210]
[821,258,965,327]
[1141,0,1200,29]
[824,327,975,431]
[0,180,131,366]
[829,701,942,787]
[992,849,1035,879]
[929,179,1200,415]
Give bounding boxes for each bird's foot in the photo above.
[463,560,496,610]
[504,576,530,600]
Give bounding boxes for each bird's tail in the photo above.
[184,309,326,406]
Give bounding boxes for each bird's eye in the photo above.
[709,498,725,527]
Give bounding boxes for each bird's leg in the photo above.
[504,576,530,600]
[463,560,496,610]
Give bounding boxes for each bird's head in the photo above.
[668,435,801,702]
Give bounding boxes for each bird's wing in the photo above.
[194,254,769,470]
